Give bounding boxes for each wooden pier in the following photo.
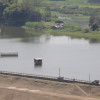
[0,52,18,57]
[0,71,99,86]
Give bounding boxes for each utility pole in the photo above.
[59,68,60,78]
[89,74,91,83]
[89,74,91,96]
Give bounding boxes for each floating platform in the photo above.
[0,52,18,57]
[34,58,42,65]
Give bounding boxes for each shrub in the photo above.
[55,20,64,23]
[83,28,91,33]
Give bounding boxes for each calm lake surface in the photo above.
[0,25,100,81]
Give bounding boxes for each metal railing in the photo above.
[0,71,99,86]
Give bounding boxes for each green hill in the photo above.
[43,0,100,8]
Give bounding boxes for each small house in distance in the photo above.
[34,58,42,65]
[52,23,64,29]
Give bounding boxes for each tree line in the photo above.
[0,0,51,26]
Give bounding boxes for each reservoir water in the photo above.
[0,25,100,81]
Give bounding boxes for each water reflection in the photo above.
[69,35,100,44]
[25,29,43,36]
[20,35,51,43]
[0,24,27,38]
[0,24,44,38]
[34,65,42,68]
[89,38,100,43]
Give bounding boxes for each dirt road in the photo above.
[0,74,100,100]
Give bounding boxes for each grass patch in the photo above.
[67,15,89,20]
[43,0,100,8]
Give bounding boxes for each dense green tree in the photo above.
[3,3,42,26]
[0,0,42,26]
[42,7,51,22]
[0,0,51,26]
[0,0,18,22]
[89,16,95,27]
[91,23,99,31]
[0,2,7,21]
[22,0,51,22]
[89,15,100,31]
[0,0,17,5]
[22,0,43,10]
[21,0,43,22]
[3,4,26,26]
[55,20,64,23]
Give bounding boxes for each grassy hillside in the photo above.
[43,0,100,8]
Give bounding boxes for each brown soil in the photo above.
[0,74,100,100]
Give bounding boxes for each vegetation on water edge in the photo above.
[50,30,100,39]
[23,20,100,40]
